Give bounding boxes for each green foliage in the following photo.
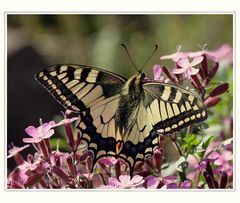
[49,138,67,150]
[181,134,201,154]
[175,156,188,181]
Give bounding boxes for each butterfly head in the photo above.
[136,71,146,82]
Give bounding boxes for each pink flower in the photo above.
[188,44,233,65]
[160,46,189,62]
[23,121,55,143]
[50,150,68,166]
[146,176,160,189]
[211,150,233,176]
[108,175,144,189]
[54,112,79,149]
[19,159,49,173]
[147,65,170,83]
[7,144,29,159]
[209,44,233,65]
[153,65,164,81]
[98,157,118,166]
[8,168,28,188]
[188,50,217,61]
[145,175,177,189]
[172,56,204,79]
[167,180,192,189]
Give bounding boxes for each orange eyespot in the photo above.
[116,141,123,155]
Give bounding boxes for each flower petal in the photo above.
[40,122,53,133]
[109,177,121,187]
[180,180,191,188]
[208,151,220,160]
[131,175,144,184]
[188,51,202,58]
[25,126,38,137]
[171,68,185,74]
[153,65,162,80]
[177,57,190,68]
[119,175,130,184]
[222,150,233,161]
[98,157,118,166]
[147,177,159,189]
[42,129,55,139]
[190,55,204,66]
[160,53,176,60]
[173,52,189,62]
[188,67,199,75]
[22,137,36,143]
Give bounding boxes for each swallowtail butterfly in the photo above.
[35,55,207,174]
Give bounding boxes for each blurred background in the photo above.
[7,14,233,170]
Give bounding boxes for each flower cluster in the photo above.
[7,44,233,189]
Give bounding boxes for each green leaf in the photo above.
[196,135,214,158]
[181,134,201,154]
[175,156,188,173]
[202,135,214,149]
[175,156,188,181]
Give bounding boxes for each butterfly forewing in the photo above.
[35,64,126,112]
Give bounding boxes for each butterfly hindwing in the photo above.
[143,82,207,134]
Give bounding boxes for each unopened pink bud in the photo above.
[200,55,208,78]
[209,83,229,97]
[67,156,76,176]
[161,66,177,83]
[204,96,221,107]
[64,123,75,149]
[208,62,219,81]
[191,75,203,90]
[25,172,44,187]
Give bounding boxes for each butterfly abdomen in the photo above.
[116,73,145,134]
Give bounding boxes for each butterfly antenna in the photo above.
[121,43,139,72]
[140,44,158,71]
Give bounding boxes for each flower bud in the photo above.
[86,156,93,172]
[203,172,215,188]
[115,160,122,179]
[67,155,76,177]
[51,165,73,186]
[209,83,229,97]
[208,62,219,81]
[161,65,177,83]
[75,131,82,148]
[39,178,48,188]
[14,154,24,165]
[191,75,203,90]
[39,141,49,159]
[43,139,52,154]
[220,171,228,188]
[152,148,163,172]
[64,122,75,149]
[25,172,44,187]
[200,55,208,78]
[204,96,221,107]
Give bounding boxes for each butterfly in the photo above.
[35,62,207,174]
